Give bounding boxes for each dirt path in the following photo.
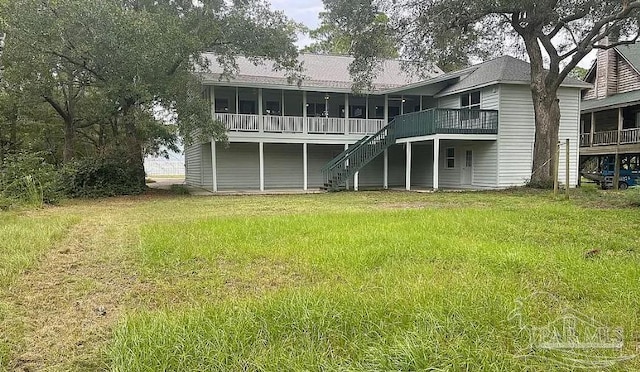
[5,206,143,371]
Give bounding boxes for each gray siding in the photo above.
[387,144,406,187]
[497,85,580,187]
[358,153,384,188]
[202,143,213,190]
[438,95,459,109]
[557,87,580,187]
[217,142,260,190]
[471,141,498,187]
[411,143,434,188]
[438,141,461,187]
[264,144,304,189]
[307,144,344,189]
[185,143,202,187]
[438,87,499,110]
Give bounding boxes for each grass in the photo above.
[0,212,78,366]
[1,189,639,370]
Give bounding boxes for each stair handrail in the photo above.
[321,135,371,173]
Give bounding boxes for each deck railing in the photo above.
[216,113,386,135]
[581,128,640,146]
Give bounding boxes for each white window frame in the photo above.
[445,147,455,169]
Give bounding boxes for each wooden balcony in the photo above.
[215,113,386,136]
[580,128,640,147]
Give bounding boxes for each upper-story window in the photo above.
[461,91,481,110]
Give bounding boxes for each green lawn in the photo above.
[1,190,639,371]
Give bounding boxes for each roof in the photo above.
[581,89,640,112]
[200,53,443,92]
[614,44,640,74]
[435,56,591,97]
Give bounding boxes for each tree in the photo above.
[1,0,302,190]
[322,0,640,186]
[304,11,398,58]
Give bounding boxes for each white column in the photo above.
[405,142,412,191]
[344,94,350,134]
[258,88,263,133]
[400,95,404,115]
[259,142,264,191]
[303,91,308,134]
[235,87,239,114]
[433,138,440,190]
[303,143,308,191]
[210,86,216,118]
[211,140,217,192]
[282,90,286,117]
[384,94,389,123]
[344,143,350,190]
[383,149,389,189]
[354,172,359,191]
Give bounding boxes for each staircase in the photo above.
[321,108,499,191]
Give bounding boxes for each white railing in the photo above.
[592,130,619,146]
[621,128,640,144]
[579,133,590,147]
[215,113,386,135]
[348,118,386,134]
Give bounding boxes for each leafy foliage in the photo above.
[0,152,64,207]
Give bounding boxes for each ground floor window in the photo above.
[446,148,455,168]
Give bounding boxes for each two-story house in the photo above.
[185,54,588,192]
[580,40,640,188]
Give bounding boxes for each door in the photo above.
[461,149,473,186]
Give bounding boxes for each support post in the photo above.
[258,88,263,133]
[565,138,570,199]
[211,140,217,192]
[406,142,412,191]
[383,149,389,189]
[259,142,264,191]
[344,143,350,190]
[553,141,560,196]
[384,94,389,123]
[590,112,595,146]
[433,138,439,190]
[210,86,216,118]
[303,143,308,191]
[614,153,621,191]
[303,91,308,134]
[354,172,359,191]
[344,94,349,134]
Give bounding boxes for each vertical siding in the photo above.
[307,144,344,189]
[497,85,580,187]
[217,142,260,190]
[184,143,202,187]
[264,144,304,189]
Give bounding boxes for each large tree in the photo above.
[1,0,301,189]
[323,0,640,186]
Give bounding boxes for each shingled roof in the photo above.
[201,53,443,92]
[435,56,591,97]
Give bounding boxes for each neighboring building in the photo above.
[185,54,587,192]
[580,40,640,186]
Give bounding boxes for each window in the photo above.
[461,91,481,109]
[214,98,229,113]
[446,148,455,168]
[461,91,481,123]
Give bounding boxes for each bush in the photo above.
[61,155,146,198]
[0,152,64,207]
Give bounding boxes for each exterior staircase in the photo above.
[321,108,499,191]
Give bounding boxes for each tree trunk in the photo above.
[123,116,147,192]
[530,88,560,187]
[63,118,75,163]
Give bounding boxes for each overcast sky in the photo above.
[267,1,594,67]
[269,0,324,47]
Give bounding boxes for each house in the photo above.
[185,54,588,192]
[580,39,640,188]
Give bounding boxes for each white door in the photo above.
[461,149,473,186]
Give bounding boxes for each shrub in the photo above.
[0,152,64,207]
[61,155,146,198]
